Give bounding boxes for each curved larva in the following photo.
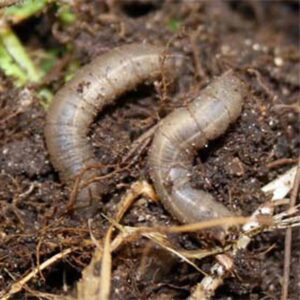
[149,70,247,234]
[45,44,175,209]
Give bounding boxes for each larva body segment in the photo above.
[149,71,246,228]
[45,44,175,209]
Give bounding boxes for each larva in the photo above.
[149,70,246,234]
[45,43,246,233]
[45,43,175,210]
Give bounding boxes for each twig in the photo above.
[247,68,278,102]
[267,158,298,169]
[0,248,73,300]
[281,158,300,300]
[189,30,207,82]
[121,123,158,164]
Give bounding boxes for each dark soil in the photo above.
[0,1,299,299]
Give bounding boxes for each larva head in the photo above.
[208,70,247,123]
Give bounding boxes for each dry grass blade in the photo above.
[262,166,297,200]
[105,214,250,278]
[105,217,228,261]
[0,248,73,300]
[99,228,113,300]
[74,181,156,300]
[98,183,154,299]
[142,231,207,275]
[133,216,249,234]
[74,181,249,300]
[71,167,298,300]
[196,165,299,300]
[281,158,300,300]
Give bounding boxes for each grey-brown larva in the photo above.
[45,44,175,209]
[149,70,246,232]
[45,43,246,228]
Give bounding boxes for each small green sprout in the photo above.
[167,18,182,32]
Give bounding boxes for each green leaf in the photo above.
[0,40,27,86]
[4,0,48,23]
[0,25,41,83]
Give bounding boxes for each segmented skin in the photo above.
[45,43,246,229]
[149,70,246,229]
[45,43,174,209]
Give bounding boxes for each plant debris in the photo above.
[0,1,299,299]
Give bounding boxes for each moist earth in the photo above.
[0,1,299,299]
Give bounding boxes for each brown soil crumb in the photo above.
[0,1,299,299]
